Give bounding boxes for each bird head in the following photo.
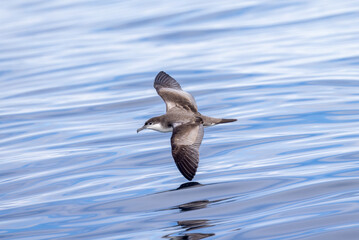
[137,117,162,133]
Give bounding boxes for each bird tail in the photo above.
[200,115,237,126]
[218,118,237,124]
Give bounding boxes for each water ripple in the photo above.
[1,0,359,239]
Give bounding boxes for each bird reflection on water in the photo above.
[163,232,214,240]
[77,181,229,239]
[163,182,215,240]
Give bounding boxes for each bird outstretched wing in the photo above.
[154,71,198,113]
[171,121,204,180]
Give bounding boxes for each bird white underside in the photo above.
[147,123,172,133]
[147,122,214,133]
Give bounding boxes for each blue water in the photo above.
[1,0,359,239]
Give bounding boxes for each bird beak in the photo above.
[137,126,146,133]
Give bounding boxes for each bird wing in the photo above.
[154,71,198,113]
[171,122,204,181]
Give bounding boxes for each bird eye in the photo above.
[149,122,152,125]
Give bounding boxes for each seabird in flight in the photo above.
[137,71,236,181]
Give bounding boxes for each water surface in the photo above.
[1,0,359,239]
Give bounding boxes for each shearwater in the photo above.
[137,71,236,181]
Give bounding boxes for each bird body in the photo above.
[137,71,236,180]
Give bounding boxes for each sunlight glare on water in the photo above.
[1,0,359,239]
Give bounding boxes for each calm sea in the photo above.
[1,0,359,239]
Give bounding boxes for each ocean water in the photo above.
[1,0,359,239]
